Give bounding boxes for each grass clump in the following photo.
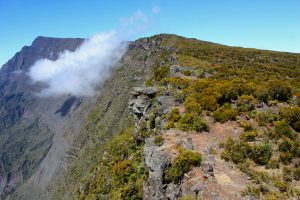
[165,149,202,183]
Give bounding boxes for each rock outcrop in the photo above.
[144,138,170,200]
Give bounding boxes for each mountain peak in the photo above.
[32,36,84,47]
[0,37,84,74]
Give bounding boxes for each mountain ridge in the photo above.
[0,34,299,199]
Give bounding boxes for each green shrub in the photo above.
[240,130,258,142]
[255,84,292,102]
[236,95,257,112]
[165,165,184,183]
[266,159,280,169]
[165,149,202,183]
[251,143,272,165]
[279,106,300,132]
[154,135,164,146]
[221,137,252,164]
[255,87,271,102]
[278,137,299,154]
[268,83,292,102]
[213,105,237,123]
[278,137,300,164]
[256,110,277,126]
[275,120,296,139]
[177,113,209,132]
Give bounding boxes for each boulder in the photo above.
[132,87,158,97]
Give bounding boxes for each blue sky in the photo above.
[0,0,299,66]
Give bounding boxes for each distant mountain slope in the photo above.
[0,36,96,199]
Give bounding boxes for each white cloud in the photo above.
[120,10,148,27]
[152,6,161,14]
[119,10,148,36]
[29,31,128,97]
[28,10,151,97]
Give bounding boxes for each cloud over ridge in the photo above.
[29,31,128,96]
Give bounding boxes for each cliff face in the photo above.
[0,37,95,199]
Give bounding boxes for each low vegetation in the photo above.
[77,127,146,200]
[164,148,202,183]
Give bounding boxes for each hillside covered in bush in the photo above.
[44,34,300,200]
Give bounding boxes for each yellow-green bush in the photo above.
[177,113,208,132]
[240,130,258,142]
[165,149,202,183]
[236,95,257,112]
[168,108,181,122]
[256,110,277,126]
[275,120,296,139]
[278,137,300,164]
[213,104,237,123]
[251,143,272,165]
[221,137,252,164]
[184,96,202,114]
[279,105,300,132]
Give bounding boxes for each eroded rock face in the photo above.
[144,138,170,200]
[129,86,158,143]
